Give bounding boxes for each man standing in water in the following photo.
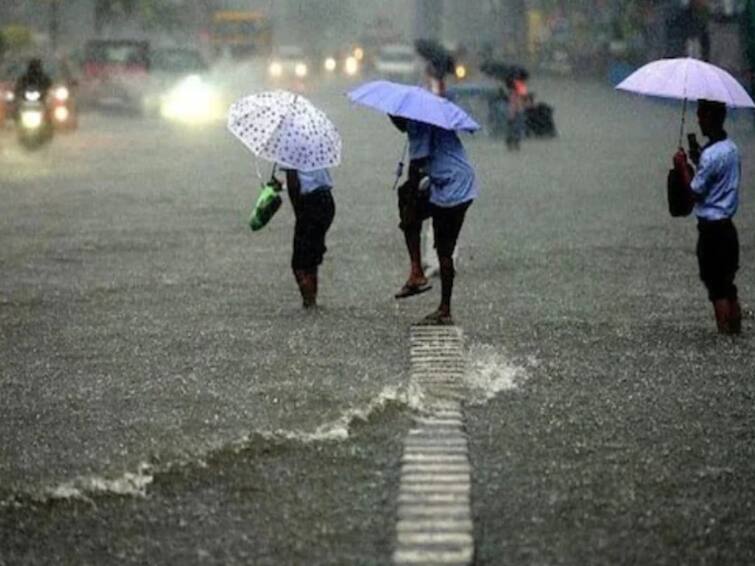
[390,115,478,325]
[271,168,336,310]
[673,99,743,334]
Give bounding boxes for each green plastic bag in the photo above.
[249,182,282,232]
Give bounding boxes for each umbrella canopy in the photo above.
[347,80,480,132]
[480,60,529,83]
[616,57,755,108]
[227,90,342,172]
[414,39,455,79]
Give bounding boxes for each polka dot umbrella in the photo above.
[227,90,342,173]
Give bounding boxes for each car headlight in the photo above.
[4,91,14,102]
[324,57,337,72]
[455,65,467,79]
[269,62,283,77]
[24,90,41,102]
[54,106,69,122]
[21,110,43,129]
[161,75,220,123]
[344,56,359,76]
[353,47,364,61]
[294,63,308,78]
[54,86,69,102]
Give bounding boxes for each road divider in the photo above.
[393,326,474,566]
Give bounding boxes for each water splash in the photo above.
[464,343,532,405]
[47,462,155,501]
[1,384,419,506]
[260,383,425,443]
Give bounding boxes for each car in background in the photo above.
[321,44,362,79]
[142,47,222,124]
[80,39,150,113]
[374,44,420,84]
[267,45,311,86]
[0,56,80,130]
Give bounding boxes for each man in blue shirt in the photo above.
[391,116,478,325]
[673,99,742,334]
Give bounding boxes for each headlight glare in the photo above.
[344,56,359,76]
[21,110,43,129]
[54,86,69,101]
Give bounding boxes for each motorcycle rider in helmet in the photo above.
[13,58,53,117]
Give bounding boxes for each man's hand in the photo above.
[673,148,689,171]
[269,175,283,192]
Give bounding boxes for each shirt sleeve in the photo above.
[407,121,432,160]
[690,149,718,196]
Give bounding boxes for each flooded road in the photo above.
[1,73,754,564]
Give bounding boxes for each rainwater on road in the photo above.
[1,70,754,564]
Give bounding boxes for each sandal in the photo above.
[394,281,433,299]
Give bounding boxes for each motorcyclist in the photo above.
[14,58,53,109]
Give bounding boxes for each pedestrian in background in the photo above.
[673,99,743,334]
[506,74,528,151]
[271,168,335,310]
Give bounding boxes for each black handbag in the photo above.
[667,164,695,218]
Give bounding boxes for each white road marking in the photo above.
[394,326,474,566]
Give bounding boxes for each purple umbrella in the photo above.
[347,80,480,132]
[616,57,755,145]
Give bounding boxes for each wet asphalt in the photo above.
[1,72,754,564]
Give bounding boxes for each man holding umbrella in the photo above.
[349,81,480,325]
[673,100,743,334]
[617,57,753,335]
[390,115,478,325]
[227,90,341,310]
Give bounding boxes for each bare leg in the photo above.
[438,255,454,318]
[403,224,428,287]
[294,269,317,309]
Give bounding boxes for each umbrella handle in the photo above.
[391,141,409,191]
[678,98,688,149]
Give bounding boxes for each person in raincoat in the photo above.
[672,99,743,334]
[270,168,335,309]
[390,115,478,325]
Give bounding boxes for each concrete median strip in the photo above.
[393,326,474,566]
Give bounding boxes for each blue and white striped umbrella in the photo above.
[228,90,342,172]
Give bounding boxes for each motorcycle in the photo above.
[16,89,53,150]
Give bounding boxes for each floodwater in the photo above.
[2,64,755,564]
